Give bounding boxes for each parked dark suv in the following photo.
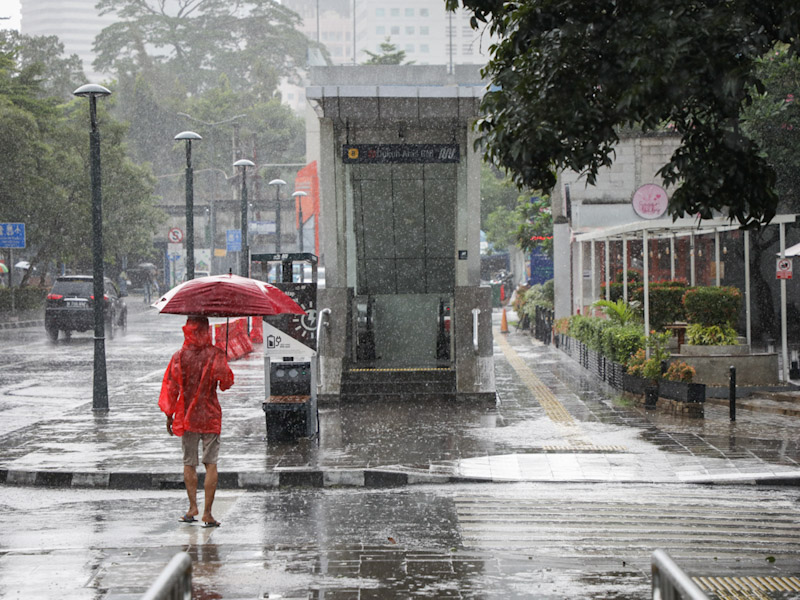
[45,275,127,342]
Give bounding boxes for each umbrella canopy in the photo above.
[135,262,157,271]
[153,273,305,317]
[14,260,30,269]
[0,263,7,273]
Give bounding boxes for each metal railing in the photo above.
[472,308,481,353]
[652,550,709,599]
[534,306,554,345]
[141,552,192,600]
[316,307,331,394]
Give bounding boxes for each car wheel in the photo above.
[46,326,58,343]
[63,330,72,342]
[120,309,127,332]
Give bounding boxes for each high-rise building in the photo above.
[283,0,493,67]
[20,0,115,81]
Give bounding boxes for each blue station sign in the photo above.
[0,223,25,248]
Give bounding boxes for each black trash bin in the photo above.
[263,361,316,442]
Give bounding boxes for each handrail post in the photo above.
[140,552,192,600]
[472,308,480,353]
[651,549,709,599]
[316,308,331,393]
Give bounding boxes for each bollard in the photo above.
[729,365,736,422]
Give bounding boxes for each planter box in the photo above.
[681,344,750,356]
[659,380,706,403]
[622,373,658,395]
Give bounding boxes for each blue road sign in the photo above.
[226,229,242,252]
[0,223,25,248]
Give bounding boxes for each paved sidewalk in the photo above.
[2,306,800,490]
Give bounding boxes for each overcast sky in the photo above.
[0,0,21,31]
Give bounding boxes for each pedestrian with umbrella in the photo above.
[159,315,234,527]
[154,273,304,527]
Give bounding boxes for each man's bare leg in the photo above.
[202,462,218,524]
[183,465,199,518]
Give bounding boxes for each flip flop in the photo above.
[202,520,221,528]
[179,514,197,523]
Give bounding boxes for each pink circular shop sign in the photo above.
[632,184,668,219]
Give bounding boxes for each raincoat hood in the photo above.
[182,316,212,348]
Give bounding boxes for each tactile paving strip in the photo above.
[495,330,626,452]
[695,576,800,599]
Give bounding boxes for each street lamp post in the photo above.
[177,113,246,274]
[73,83,112,411]
[269,179,287,253]
[292,191,308,252]
[174,131,202,280]
[234,159,255,277]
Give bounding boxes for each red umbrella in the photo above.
[153,273,304,317]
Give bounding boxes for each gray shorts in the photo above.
[181,432,220,466]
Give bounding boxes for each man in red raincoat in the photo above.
[159,315,234,527]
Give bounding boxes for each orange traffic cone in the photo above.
[500,307,509,334]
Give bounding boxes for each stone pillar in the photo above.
[316,286,352,403]
[454,285,495,401]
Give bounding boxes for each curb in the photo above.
[2,468,799,490]
[0,319,43,330]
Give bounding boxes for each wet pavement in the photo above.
[4,299,800,599]
[1,300,800,488]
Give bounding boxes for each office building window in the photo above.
[420,8,429,17]
[391,25,400,35]
[376,25,385,35]
[462,43,474,55]
[391,8,400,16]
[376,8,385,17]
[463,26,472,36]
[405,26,414,34]
[420,44,429,53]
[405,44,414,52]
[405,8,414,17]
[420,26,429,35]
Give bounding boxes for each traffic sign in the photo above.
[777,257,793,280]
[168,227,184,243]
[0,223,25,248]
[226,229,242,252]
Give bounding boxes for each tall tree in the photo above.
[0,43,161,285]
[363,38,411,65]
[94,0,315,98]
[446,0,800,228]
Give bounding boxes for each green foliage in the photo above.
[0,286,47,311]
[363,39,411,65]
[626,332,671,379]
[630,281,689,331]
[446,0,800,227]
[683,286,742,326]
[686,323,739,346]
[480,161,522,224]
[0,39,161,283]
[567,314,645,366]
[592,298,640,327]
[520,280,554,319]
[515,195,553,257]
[94,0,315,98]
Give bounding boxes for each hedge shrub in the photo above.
[683,286,741,326]
[0,286,48,312]
[629,280,688,331]
[567,314,644,365]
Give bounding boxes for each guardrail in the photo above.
[141,551,192,600]
[652,549,709,599]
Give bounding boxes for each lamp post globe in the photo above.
[234,159,256,277]
[269,179,287,253]
[73,83,112,411]
[174,131,202,280]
